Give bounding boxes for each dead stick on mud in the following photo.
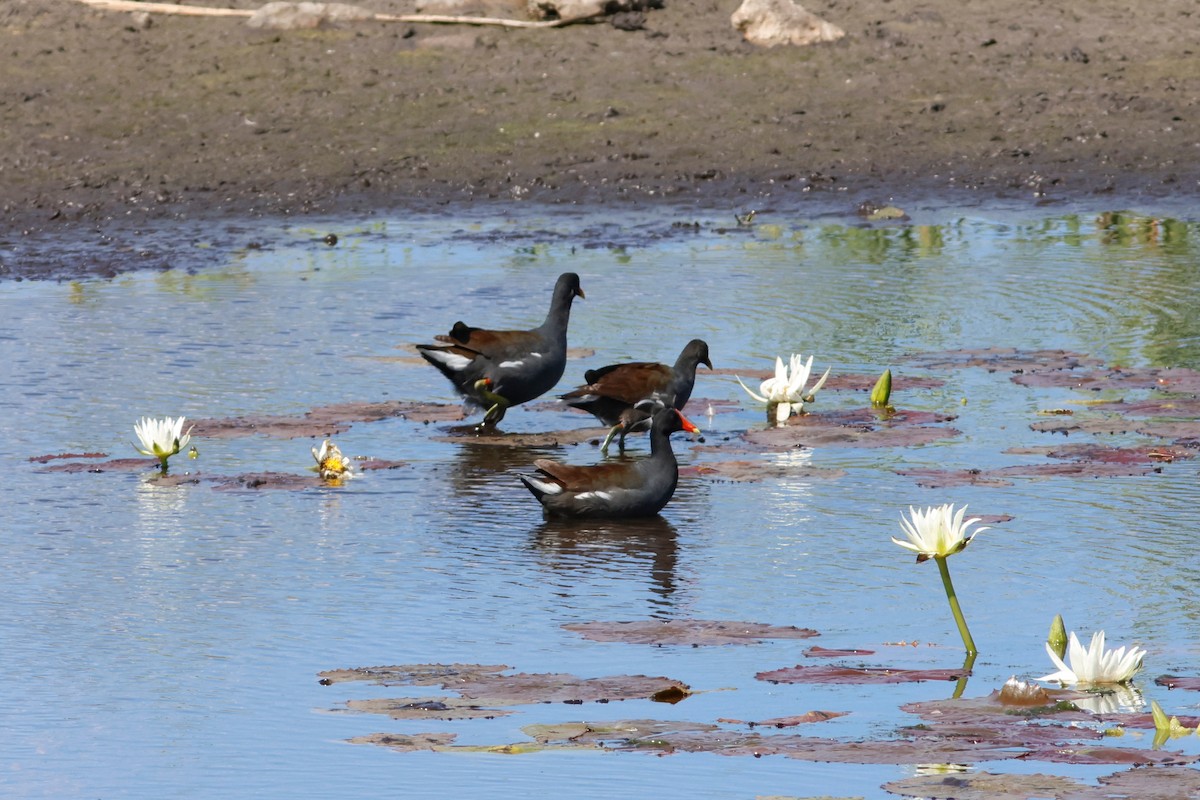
[75,0,592,28]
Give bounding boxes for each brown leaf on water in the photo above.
[679,459,847,483]
[355,458,407,471]
[1019,745,1197,765]
[431,427,603,447]
[884,771,1082,800]
[1012,365,1200,392]
[899,460,1163,488]
[211,472,324,491]
[349,732,457,751]
[642,730,1018,764]
[901,688,1096,724]
[1155,674,1200,691]
[524,719,719,746]
[1029,414,1136,435]
[804,646,876,658]
[903,347,1103,372]
[39,457,159,473]
[28,452,106,463]
[741,408,960,450]
[317,663,510,687]
[1089,397,1200,417]
[190,400,461,439]
[450,672,692,705]
[345,696,514,720]
[1004,444,1194,464]
[1069,765,1200,799]
[718,710,849,728]
[563,619,819,646]
[756,664,968,684]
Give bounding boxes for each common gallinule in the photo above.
[417,272,585,425]
[560,339,711,451]
[518,407,700,518]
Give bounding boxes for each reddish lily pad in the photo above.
[883,771,1082,800]
[431,427,605,447]
[642,730,1018,764]
[901,689,1099,725]
[1073,765,1200,799]
[211,472,327,491]
[355,458,407,471]
[1012,365,1200,392]
[902,347,1103,372]
[317,663,510,687]
[741,408,961,450]
[190,400,459,440]
[679,460,847,483]
[898,460,1164,488]
[1019,745,1197,765]
[1004,444,1193,464]
[717,710,849,728]
[1090,397,1200,417]
[563,619,819,646]
[804,646,877,658]
[349,732,458,751]
[756,664,969,684]
[39,457,164,473]
[449,672,692,705]
[1155,675,1200,691]
[28,452,106,463]
[344,696,513,720]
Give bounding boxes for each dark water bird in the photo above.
[417,272,585,425]
[518,407,701,518]
[560,338,711,452]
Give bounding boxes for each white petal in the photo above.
[736,375,769,403]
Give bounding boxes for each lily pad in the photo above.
[883,771,1082,800]
[1072,765,1200,799]
[1089,397,1200,417]
[901,689,1098,725]
[448,672,692,705]
[804,646,877,658]
[1004,444,1193,464]
[348,732,458,751]
[211,472,326,491]
[344,696,514,720]
[39,457,161,473]
[563,619,819,646]
[317,663,510,687]
[756,665,969,685]
[902,347,1103,372]
[717,711,849,728]
[1155,675,1200,690]
[28,451,106,463]
[741,408,960,450]
[898,460,1164,488]
[679,460,847,483]
[431,427,605,447]
[190,400,457,440]
[1012,365,1200,392]
[1018,745,1196,765]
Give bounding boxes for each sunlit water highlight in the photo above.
[4,207,1200,799]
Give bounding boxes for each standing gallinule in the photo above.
[417,272,585,425]
[560,339,712,451]
[518,407,700,518]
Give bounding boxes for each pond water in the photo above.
[5,203,1200,799]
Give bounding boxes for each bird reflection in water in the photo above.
[530,516,681,613]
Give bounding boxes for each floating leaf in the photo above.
[1012,365,1200,392]
[212,472,325,491]
[902,347,1103,372]
[898,460,1163,488]
[1155,675,1200,691]
[756,665,969,685]
[883,771,1082,800]
[431,427,607,447]
[317,663,510,687]
[344,696,513,720]
[804,646,877,658]
[1004,444,1193,464]
[28,452,106,463]
[741,408,960,450]
[563,619,819,646]
[1071,764,1200,798]
[1018,744,1197,765]
[717,711,848,728]
[348,732,457,751]
[443,672,691,705]
[902,689,1096,724]
[39,457,162,473]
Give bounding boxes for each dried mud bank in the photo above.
[2,0,1197,278]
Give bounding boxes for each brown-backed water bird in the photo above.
[417,272,585,425]
[560,338,711,452]
[518,408,700,518]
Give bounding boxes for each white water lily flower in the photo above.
[736,353,831,423]
[312,439,354,481]
[133,415,193,471]
[1038,630,1145,686]
[892,503,989,563]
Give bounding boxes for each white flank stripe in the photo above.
[528,477,563,495]
[427,350,473,371]
[498,359,524,368]
[574,491,613,501]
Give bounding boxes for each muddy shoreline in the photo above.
[3,0,1197,279]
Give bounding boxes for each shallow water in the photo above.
[5,205,1200,799]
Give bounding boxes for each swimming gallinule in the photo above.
[417,272,585,425]
[518,407,700,518]
[560,339,711,451]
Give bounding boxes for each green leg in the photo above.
[600,423,622,453]
[482,398,510,426]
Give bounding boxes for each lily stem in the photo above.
[935,555,977,655]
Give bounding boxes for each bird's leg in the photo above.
[599,422,623,454]
[474,378,510,427]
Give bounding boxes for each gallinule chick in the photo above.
[417,272,585,425]
[518,408,700,518]
[560,339,711,452]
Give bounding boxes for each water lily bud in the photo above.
[869,368,892,407]
[1048,614,1068,660]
